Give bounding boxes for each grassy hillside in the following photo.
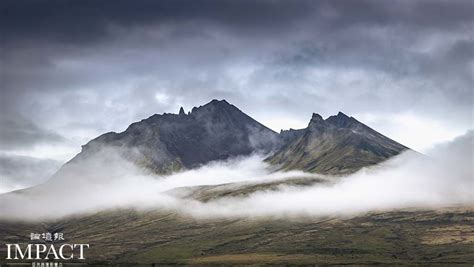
[0,207,472,265]
[0,181,472,266]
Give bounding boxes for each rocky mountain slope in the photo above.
[266,112,408,175]
[54,99,407,177]
[70,99,280,174]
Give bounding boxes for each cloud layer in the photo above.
[0,131,472,221]
[1,0,472,164]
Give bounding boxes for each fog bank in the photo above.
[0,131,472,221]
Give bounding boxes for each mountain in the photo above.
[70,99,280,174]
[266,112,408,175]
[54,99,407,177]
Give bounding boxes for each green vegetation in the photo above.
[1,206,472,265]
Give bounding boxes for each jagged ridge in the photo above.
[73,99,280,174]
[266,112,408,175]
[63,99,408,176]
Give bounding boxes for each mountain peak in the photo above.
[336,111,349,118]
[311,113,323,121]
[326,111,356,128]
[210,98,228,103]
[80,99,279,174]
[307,113,326,129]
[208,99,230,107]
[268,110,409,175]
[191,99,233,113]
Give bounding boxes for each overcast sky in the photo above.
[1,0,473,186]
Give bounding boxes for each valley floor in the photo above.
[0,206,473,265]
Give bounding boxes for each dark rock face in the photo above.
[266,112,409,175]
[279,128,306,145]
[74,99,280,174]
[65,100,408,176]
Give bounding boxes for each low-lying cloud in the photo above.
[0,131,472,221]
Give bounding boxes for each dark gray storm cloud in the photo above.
[2,0,471,42]
[0,0,472,164]
[0,114,63,150]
